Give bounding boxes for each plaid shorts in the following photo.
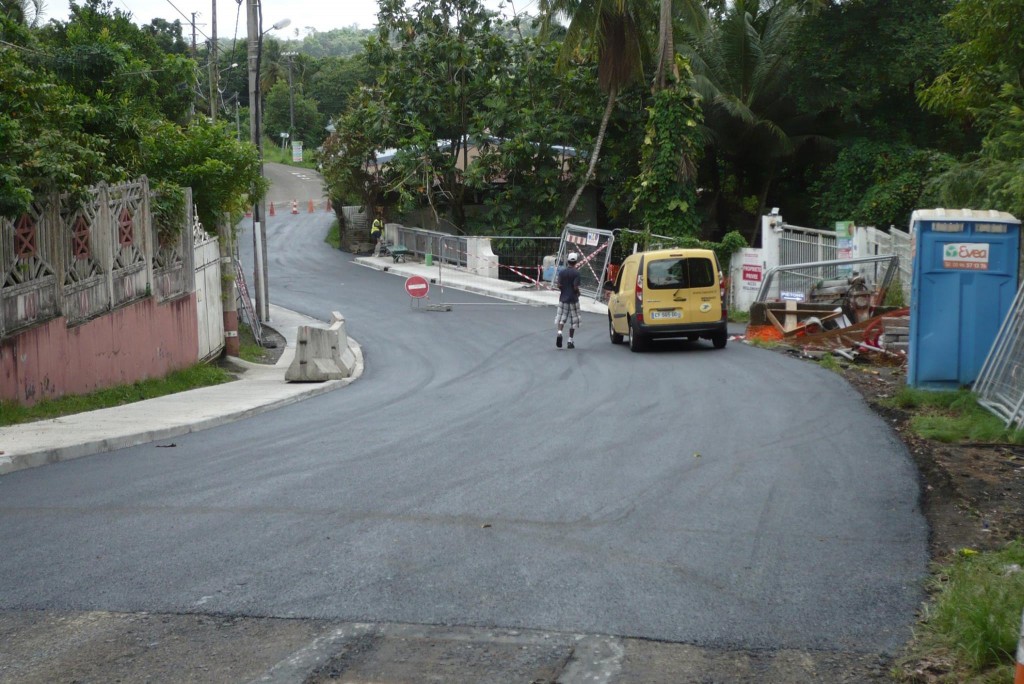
[555,301,581,328]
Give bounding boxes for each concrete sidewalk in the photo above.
[352,255,610,316]
[0,305,363,476]
[1,259,602,477]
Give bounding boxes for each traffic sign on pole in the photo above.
[405,275,430,299]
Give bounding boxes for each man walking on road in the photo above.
[556,252,581,349]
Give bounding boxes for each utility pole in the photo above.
[282,51,297,138]
[191,12,198,56]
[246,0,268,322]
[209,0,218,120]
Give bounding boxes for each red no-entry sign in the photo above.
[405,275,430,299]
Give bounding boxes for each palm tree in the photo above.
[3,0,44,26]
[539,0,656,222]
[681,0,829,239]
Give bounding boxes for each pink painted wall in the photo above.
[1,295,199,406]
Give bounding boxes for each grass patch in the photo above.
[882,387,1024,444]
[325,220,340,249]
[238,320,266,362]
[729,309,750,323]
[818,353,843,373]
[899,542,1024,682]
[261,140,319,170]
[0,363,233,426]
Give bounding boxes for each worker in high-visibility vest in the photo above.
[371,214,384,257]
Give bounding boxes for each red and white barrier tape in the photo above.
[412,240,611,291]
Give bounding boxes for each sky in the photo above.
[43,0,537,42]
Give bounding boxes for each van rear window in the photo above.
[647,258,715,289]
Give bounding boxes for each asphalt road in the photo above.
[0,164,929,655]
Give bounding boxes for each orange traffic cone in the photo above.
[308,199,314,213]
[291,199,298,214]
[269,202,275,217]
[245,208,252,218]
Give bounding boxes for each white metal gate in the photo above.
[192,215,223,361]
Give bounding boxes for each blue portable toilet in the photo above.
[908,208,1021,389]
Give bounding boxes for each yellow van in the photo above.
[603,248,728,352]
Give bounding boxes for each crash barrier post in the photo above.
[268,202,275,216]
[285,311,355,382]
[291,199,299,214]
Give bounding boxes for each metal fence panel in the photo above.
[975,282,1024,427]
[755,255,900,305]
[557,224,615,301]
[489,237,560,283]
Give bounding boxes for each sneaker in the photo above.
[567,341,575,349]
[556,335,563,348]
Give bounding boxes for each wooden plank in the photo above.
[784,299,797,332]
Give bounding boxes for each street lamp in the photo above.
[246,6,290,322]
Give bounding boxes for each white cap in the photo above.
[567,252,579,262]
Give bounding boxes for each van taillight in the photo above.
[635,273,644,323]
[720,275,727,319]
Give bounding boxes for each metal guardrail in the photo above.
[392,225,467,268]
[755,255,900,303]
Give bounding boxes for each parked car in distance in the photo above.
[603,248,728,352]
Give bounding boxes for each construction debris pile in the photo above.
[745,273,909,365]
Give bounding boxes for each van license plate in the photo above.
[650,310,682,320]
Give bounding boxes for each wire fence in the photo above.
[489,237,561,283]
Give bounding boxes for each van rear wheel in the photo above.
[629,319,647,352]
[609,316,624,344]
[712,330,728,349]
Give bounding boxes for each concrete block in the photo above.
[286,322,350,382]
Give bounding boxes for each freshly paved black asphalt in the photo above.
[0,165,928,652]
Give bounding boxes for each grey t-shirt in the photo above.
[558,265,581,303]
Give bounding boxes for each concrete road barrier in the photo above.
[285,311,355,382]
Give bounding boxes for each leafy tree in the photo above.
[264,79,325,149]
[140,18,189,55]
[918,0,1024,217]
[366,0,508,230]
[790,0,954,146]
[1,1,265,231]
[320,87,390,243]
[683,0,830,239]
[811,138,953,229]
[467,33,604,235]
[631,57,704,238]
[140,118,266,231]
[310,54,373,120]
[0,15,105,215]
[294,26,374,58]
[538,0,657,221]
